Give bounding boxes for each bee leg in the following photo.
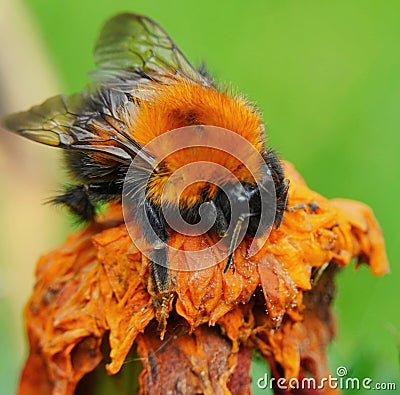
[210,199,238,271]
[274,178,289,228]
[287,203,306,212]
[212,201,229,237]
[143,201,171,337]
[151,248,171,337]
[263,150,290,228]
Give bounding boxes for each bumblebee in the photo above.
[3,14,289,313]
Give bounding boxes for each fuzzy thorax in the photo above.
[132,81,266,207]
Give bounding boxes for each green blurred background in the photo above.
[1,0,399,394]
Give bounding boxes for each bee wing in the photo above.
[92,13,209,86]
[3,13,206,167]
[3,88,156,166]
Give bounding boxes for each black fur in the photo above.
[52,179,123,220]
[52,185,95,221]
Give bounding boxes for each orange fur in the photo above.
[133,81,266,206]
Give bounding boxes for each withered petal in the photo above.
[18,162,388,394]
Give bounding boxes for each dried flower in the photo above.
[18,162,388,395]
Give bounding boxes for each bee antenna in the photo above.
[223,213,254,273]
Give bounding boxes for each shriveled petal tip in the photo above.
[330,198,389,275]
[18,162,388,395]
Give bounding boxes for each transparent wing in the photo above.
[2,13,207,165]
[93,13,209,85]
[3,88,156,166]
